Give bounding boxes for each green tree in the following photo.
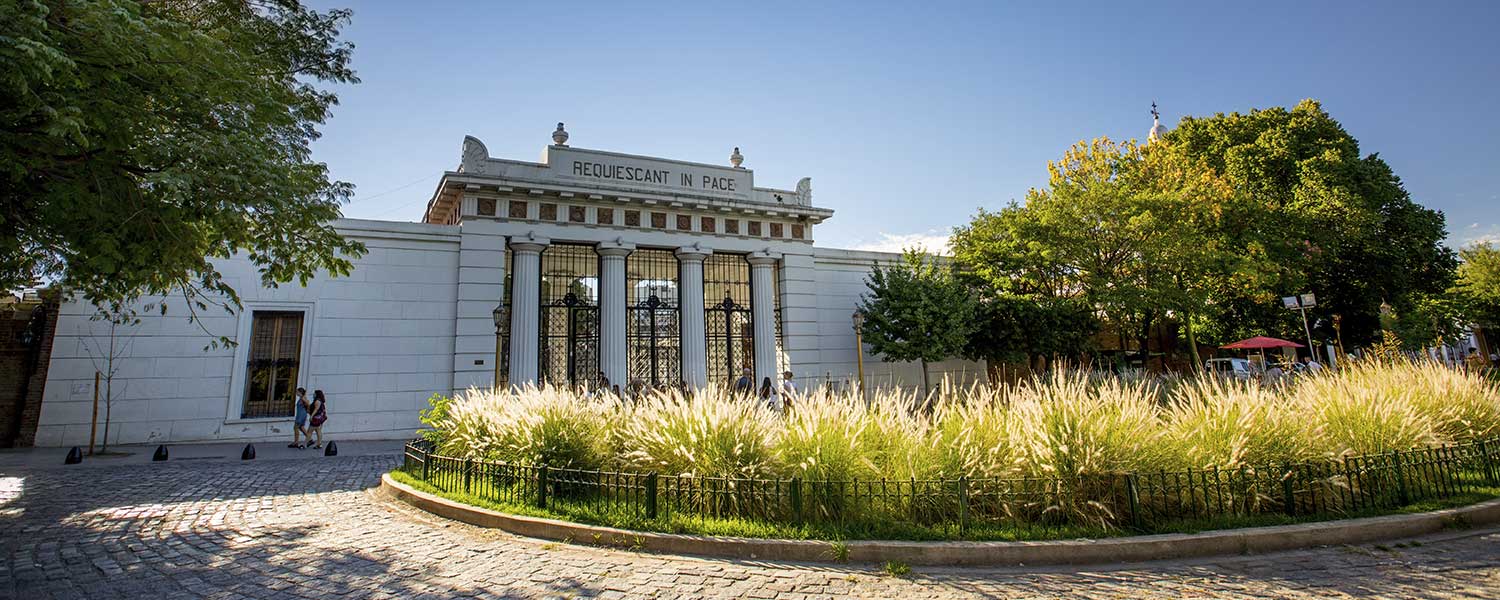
[1454,243,1500,329]
[962,294,1098,370]
[857,249,976,398]
[1389,294,1466,351]
[1168,100,1455,348]
[1451,243,1500,356]
[2,0,365,340]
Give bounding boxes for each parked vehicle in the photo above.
[1204,358,1254,380]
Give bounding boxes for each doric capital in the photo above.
[508,232,550,254]
[675,243,713,263]
[747,250,781,267]
[598,240,635,259]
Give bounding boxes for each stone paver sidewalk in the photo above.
[2,451,1497,599]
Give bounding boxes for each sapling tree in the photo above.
[80,314,135,454]
[857,249,976,401]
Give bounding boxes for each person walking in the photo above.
[1261,362,1286,387]
[779,371,797,412]
[307,390,328,449]
[757,376,779,411]
[733,368,754,396]
[288,388,310,449]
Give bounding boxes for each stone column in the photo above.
[675,246,711,389]
[597,241,634,389]
[748,251,781,387]
[507,237,549,386]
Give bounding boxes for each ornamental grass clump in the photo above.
[434,385,614,470]
[773,390,878,481]
[1291,363,1437,457]
[615,386,778,480]
[1010,371,1169,477]
[1165,377,1312,469]
[857,388,938,482]
[1007,372,1167,526]
[1386,360,1500,441]
[930,384,1020,480]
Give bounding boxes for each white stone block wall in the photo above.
[451,220,508,393]
[34,220,461,447]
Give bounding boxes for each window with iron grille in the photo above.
[704,253,754,387]
[242,311,304,418]
[538,244,600,388]
[626,248,681,387]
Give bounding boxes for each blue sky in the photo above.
[311,1,1500,252]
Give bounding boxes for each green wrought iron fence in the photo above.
[400,437,1500,535]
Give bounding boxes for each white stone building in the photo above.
[32,126,985,446]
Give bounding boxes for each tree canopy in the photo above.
[1168,100,1454,347]
[2,0,365,330]
[950,100,1455,368]
[1454,243,1500,330]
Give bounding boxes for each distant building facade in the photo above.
[32,125,985,446]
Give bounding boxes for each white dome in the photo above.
[1148,117,1168,143]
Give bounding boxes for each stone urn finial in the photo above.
[552,122,569,146]
[730,147,744,168]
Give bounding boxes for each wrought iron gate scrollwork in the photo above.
[540,292,599,388]
[703,254,755,386]
[626,248,681,388]
[705,294,754,387]
[538,244,600,388]
[627,294,680,386]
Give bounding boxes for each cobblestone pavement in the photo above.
[3,453,1499,600]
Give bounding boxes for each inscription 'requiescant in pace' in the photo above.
[572,160,738,192]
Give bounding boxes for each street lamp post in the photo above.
[492,303,509,389]
[851,310,866,398]
[1282,293,1317,359]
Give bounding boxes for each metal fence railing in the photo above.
[400,437,1500,535]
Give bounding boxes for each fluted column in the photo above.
[748,251,781,387]
[507,238,549,386]
[597,242,634,389]
[676,246,711,389]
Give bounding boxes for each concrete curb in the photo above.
[379,473,1500,566]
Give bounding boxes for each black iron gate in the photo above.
[627,295,680,386]
[538,244,600,388]
[705,294,754,386]
[703,253,755,386]
[626,248,681,387]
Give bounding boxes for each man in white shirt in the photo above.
[1302,356,1324,373]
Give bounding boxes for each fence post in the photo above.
[536,465,549,509]
[1393,451,1410,506]
[645,472,659,519]
[421,446,431,481]
[1342,456,1358,512]
[1125,473,1142,529]
[1480,439,1497,486]
[789,478,802,524]
[463,458,473,494]
[957,476,969,536]
[1281,466,1296,516]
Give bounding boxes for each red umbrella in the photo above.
[1221,336,1304,368]
[1221,336,1305,350]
